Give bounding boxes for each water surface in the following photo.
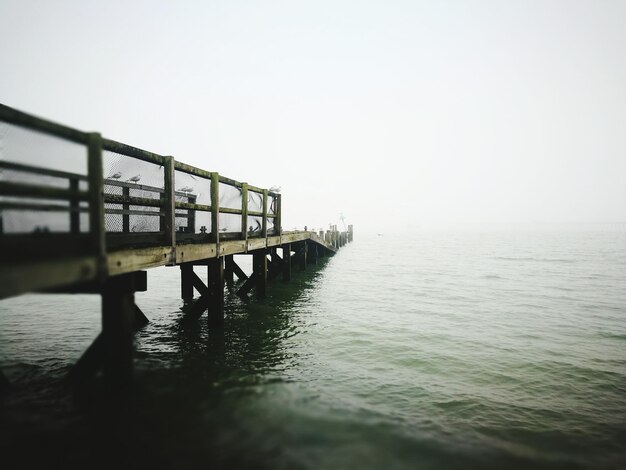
[1,230,625,469]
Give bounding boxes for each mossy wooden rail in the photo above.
[0,103,354,388]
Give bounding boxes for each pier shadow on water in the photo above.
[0,259,330,469]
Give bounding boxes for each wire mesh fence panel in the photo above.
[220,213,241,234]
[0,122,89,235]
[174,169,211,238]
[248,215,263,236]
[103,149,164,234]
[247,190,263,213]
[268,195,277,215]
[219,182,241,210]
[0,122,87,175]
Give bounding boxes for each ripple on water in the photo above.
[1,231,626,468]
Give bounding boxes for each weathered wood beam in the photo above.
[268,249,283,281]
[0,160,88,181]
[180,264,194,302]
[174,161,212,179]
[224,255,234,284]
[68,302,148,382]
[275,194,282,236]
[191,271,209,297]
[308,242,318,265]
[102,138,166,165]
[230,257,248,281]
[241,183,248,242]
[261,189,268,238]
[299,242,307,271]
[182,295,208,321]
[134,304,150,328]
[237,272,257,297]
[253,250,268,297]
[187,195,196,234]
[87,132,106,282]
[282,243,291,281]
[163,156,176,263]
[38,270,147,294]
[211,172,219,244]
[0,255,98,300]
[122,186,130,232]
[207,257,224,328]
[0,102,88,144]
[101,273,139,388]
[69,178,80,234]
[68,333,105,382]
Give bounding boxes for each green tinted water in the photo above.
[1,231,625,468]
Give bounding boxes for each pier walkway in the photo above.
[0,103,353,387]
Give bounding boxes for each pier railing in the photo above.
[0,103,281,264]
[0,102,354,387]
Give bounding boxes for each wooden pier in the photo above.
[0,103,353,388]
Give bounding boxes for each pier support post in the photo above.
[224,255,234,285]
[299,242,307,271]
[282,243,291,281]
[268,248,283,280]
[180,264,194,302]
[207,257,224,327]
[308,243,318,265]
[253,249,267,297]
[101,272,146,389]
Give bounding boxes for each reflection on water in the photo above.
[2,231,626,469]
[1,257,330,469]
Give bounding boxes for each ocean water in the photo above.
[1,230,625,469]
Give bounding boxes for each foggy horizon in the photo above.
[1,0,625,232]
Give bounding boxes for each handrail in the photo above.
[0,103,282,264]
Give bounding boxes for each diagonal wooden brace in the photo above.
[182,295,209,321]
[230,257,248,281]
[237,272,257,297]
[268,252,283,281]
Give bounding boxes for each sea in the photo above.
[1,229,625,469]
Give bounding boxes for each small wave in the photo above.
[598,332,626,341]
[492,256,576,263]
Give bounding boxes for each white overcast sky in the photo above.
[1,0,625,232]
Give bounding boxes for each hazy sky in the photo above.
[1,0,625,232]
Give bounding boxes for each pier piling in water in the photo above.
[282,244,292,281]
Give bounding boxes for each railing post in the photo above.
[241,183,248,243]
[69,177,80,234]
[282,243,291,281]
[122,186,130,233]
[262,189,268,238]
[211,172,220,246]
[275,194,282,237]
[163,156,176,264]
[188,195,196,234]
[87,132,106,279]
